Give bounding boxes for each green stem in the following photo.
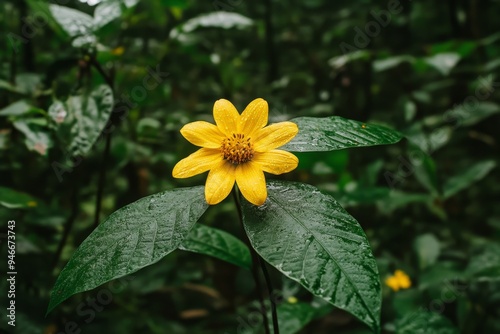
[233,189,280,333]
[258,256,279,334]
[232,188,271,334]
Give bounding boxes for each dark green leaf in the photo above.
[242,181,381,332]
[47,186,208,313]
[49,84,114,157]
[282,116,402,152]
[443,160,496,199]
[466,243,500,279]
[0,187,39,209]
[413,151,440,196]
[396,310,458,334]
[275,302,317,334]
[460,102,500,127]
[179,224,251,270]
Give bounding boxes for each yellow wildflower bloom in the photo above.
[385,269,412,292]
[173,98,299,206]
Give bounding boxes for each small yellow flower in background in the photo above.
[287,296,298,304]
[385,269,412,292]
[111,46,125,56]
[173,98,299,206]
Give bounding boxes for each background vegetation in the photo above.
[1,0,499,333]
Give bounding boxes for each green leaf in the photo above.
[0,100,33,116]
[0,187,39,209]
[49,85,114,157]
[465,243,500,279]
[242,181,381,332]
[282,116,402,152]
[373,55,415,72]
[47,186,208,313]
[12,119,53,156]
[93,0,122,29]
[460,102,500,127]
[413,234,441,270]
[49,4,94,38]
[443,160,496,199]
[412,151,440,196]
[423,53,461,76]
[275,302,317,334]
[179,224,251,270]
[170,12,253,40]
[328,50,370,69]
[396,310,458,334]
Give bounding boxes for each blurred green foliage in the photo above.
[1,0,499,333]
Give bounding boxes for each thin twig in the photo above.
[89,57,115,228]
[93,132,112,228]
[52,184,79,270]
[232,188,271,334]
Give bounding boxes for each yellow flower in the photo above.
[385,269,412,292]
[172,98,299,206]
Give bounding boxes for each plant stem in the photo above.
[89,57,114,228]
[232,189,271,334]
[93,132,112,228]
[52,183,79,270]
[232,189,279,334]
[258,256,279,334]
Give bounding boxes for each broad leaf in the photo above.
[93,0,122,29]
[282,116,402,152]
[443,160,496,199]
[49,4,94,38]
[48,186,208,313]
[49,85,114,157]
[396,310,458,334]
[242,181,381,332]
[179,224,251,270]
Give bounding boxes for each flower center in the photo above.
[221,133,254,165]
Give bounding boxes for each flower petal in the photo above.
[213,99,240,136]
[180,121,225,148]
[235,162,267,206]
[253,121,299,151]
[252,150,298,175]
[205,161,236,205]
[239,98,268,135]
[172,148,222,178]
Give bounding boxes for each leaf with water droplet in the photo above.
[281,116,402,152]
[241,181,381,332]
[48,84,113,157]
[47,186,207,314]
